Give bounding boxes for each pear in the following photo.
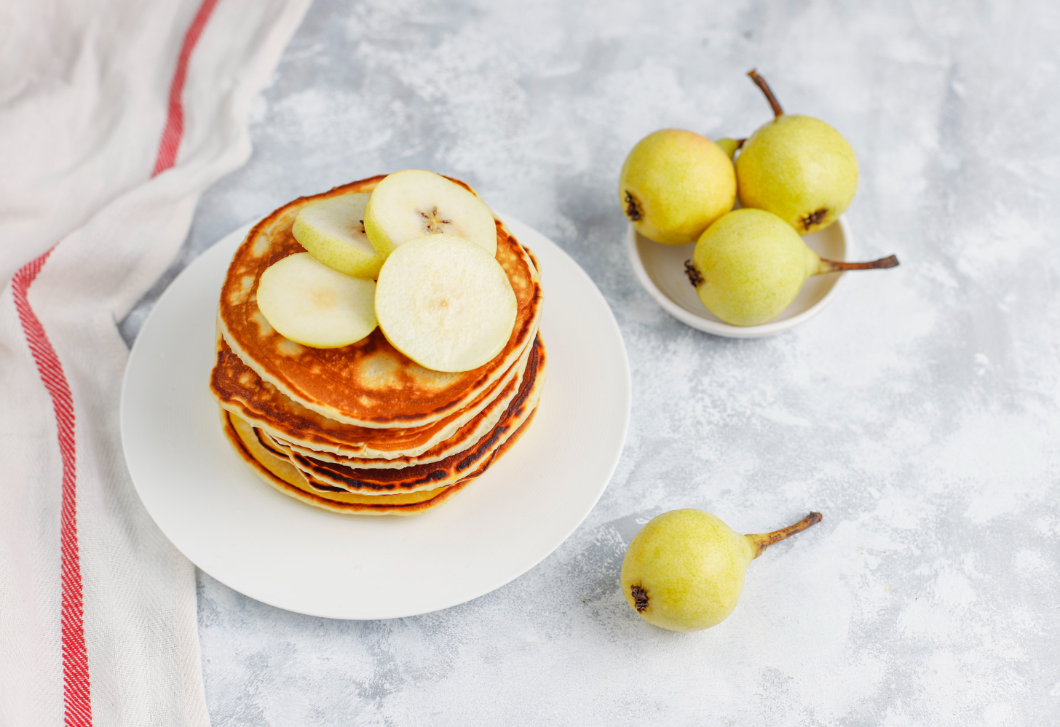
[256,253,377,348]
[364,170,498,260]
[619,129,736,246]
[292,192,385,279]
[620,509,822,632]
[735,70,858,234]
[686,208,898,326]
[375,233,517,372]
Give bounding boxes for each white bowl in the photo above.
[626,216,850,338]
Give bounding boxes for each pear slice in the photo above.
[256,253,377,348]
[363,170,498,260]
[292,192,385,279]
[375,234,516,372]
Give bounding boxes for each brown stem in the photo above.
[735,138,746,149]
[748,69,784,118]
[747,512,822,559]
[821,254,900,271]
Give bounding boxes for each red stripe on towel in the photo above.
[10,0,224,723]
[152,0,222,176]
[13,250,91,727]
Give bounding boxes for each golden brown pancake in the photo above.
[272,335,543,469]
[222,406,539,516]
[222,408,468,515]
[216,175,543,429]
[211,325,536,460]
[269,337,544,494]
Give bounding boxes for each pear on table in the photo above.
[256,252,377,348]
[687,208,899,326]
[364,170,498,260]
[619,129,736,246]
[293,192,384,279]
[735,69,859,234]
[620,509,823,632]
[375,233,516,373]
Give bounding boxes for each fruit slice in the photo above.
[375,234,516,372]
[256,253,377,348]
[363,170,497,259]
[292,192,384,279]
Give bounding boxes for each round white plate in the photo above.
[121,215,630,619]
[626,216,850,338]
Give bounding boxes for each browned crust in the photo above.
[222,408,465,514]
[283,337,543,492]
[221,401,540,516]
[210,325,535,458]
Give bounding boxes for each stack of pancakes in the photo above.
[210,176,545,515]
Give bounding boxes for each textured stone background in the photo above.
[124,0,1060,723]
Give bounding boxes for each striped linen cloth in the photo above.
[0,0,310,724]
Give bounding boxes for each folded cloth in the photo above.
[0,0,310,723]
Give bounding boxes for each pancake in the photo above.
[217,175,543,429]
[211,325,537,460]
[274,335,543,469]
[222,408,469,515]
[223,406,539,515]
[269,337,544,494]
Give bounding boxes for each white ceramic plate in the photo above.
[121,215,630,619]
[626,216,850,338]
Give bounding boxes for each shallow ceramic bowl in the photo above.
[626,216,850,338]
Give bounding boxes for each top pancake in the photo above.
[217,175,542,429]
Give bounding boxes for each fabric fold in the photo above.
[0,1,311,724]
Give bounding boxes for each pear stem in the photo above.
[820,254,900,271]
[748,69,784,118]
[747,512,822,559]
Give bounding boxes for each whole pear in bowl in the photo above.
[620,509,822,632]
[619,129,736,246]
[736,70,858,235]
[687,208,898,326]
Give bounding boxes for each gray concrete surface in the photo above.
[123,0,1060,723]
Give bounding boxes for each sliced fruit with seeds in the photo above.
[292,192,385,279]
[256,253,377,348]
[375,234,516,372]
[363,170,497,260]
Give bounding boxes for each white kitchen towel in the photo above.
[0,0,311,724]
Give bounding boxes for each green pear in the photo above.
[621,509,822,632]
[256,253,378,348]
[293,192,385,279]
[363,170,497,260]
[375,234,516,373]
[735,70,858,234]
[619,129,736,246]
[686,208,898,326]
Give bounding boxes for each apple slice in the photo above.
[375,234,516,372]
[363,170,497,260]
[256,253,377,348]
[292,192,385,279]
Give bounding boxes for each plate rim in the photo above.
[120,214,631,620]
[625,216,851,338]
